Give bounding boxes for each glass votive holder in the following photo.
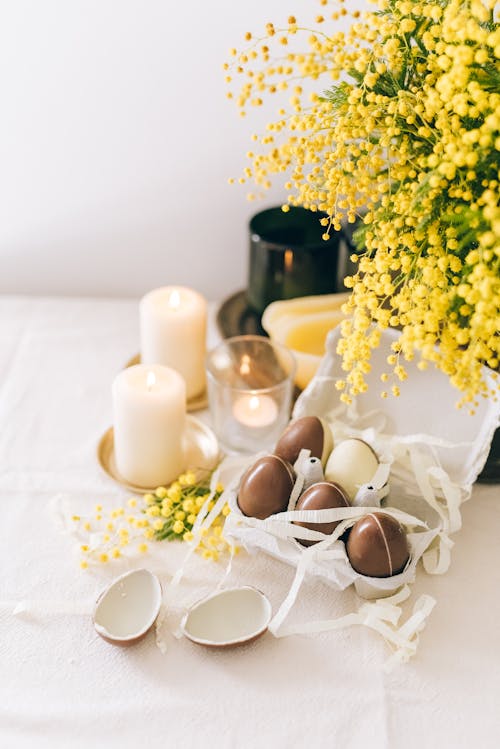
[206,335,296,455]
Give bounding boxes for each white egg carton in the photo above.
[224,326,498,569]
[204,327,499,661]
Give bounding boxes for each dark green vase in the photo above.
[477,427,500,483]
[247,206,352,314]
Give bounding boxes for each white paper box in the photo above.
[206,328,499,661]
[223,327,499,590]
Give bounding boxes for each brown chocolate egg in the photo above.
[274,416,333,467]
[237,455,295,520]
[346,512,410,578]
[294,481,350,547]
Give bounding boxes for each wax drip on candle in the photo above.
[167,289,181,310]
[146,371,156,391]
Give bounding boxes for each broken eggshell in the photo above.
[93,568,162,646]
[181,587,272,648]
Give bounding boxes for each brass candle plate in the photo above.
[97,416,220,494]
[125,354,208,412]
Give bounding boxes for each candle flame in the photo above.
[249,395,260,411]
[146,371,156,391]
[284,249,294,272]
[240,354,251,376]
[167,289,181,309]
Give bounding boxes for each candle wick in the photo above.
[249,395,260,411]
[167,290,181,310]
[240,354,251,376]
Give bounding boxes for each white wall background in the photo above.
[0,1,356,300]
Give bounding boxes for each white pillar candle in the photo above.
[112,364,186,488]
[232,393,279,428]
[140,286,207,400]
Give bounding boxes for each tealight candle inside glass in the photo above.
[206,336,296,454]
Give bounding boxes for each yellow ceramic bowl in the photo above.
[262,293,350,390]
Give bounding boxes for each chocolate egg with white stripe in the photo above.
[346,512,409,578]
[274,416,333,467]
[237,455,295,520]
[294,481,350,547]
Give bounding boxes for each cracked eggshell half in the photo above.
[93,568,162,646]
[325,438,379,501]
[181,587,272,648]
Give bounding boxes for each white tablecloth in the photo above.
[0,295,499,749]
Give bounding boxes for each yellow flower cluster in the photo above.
[227,0,500,409]
[72,470,237,569]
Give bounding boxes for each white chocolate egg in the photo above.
[324,438,379,501]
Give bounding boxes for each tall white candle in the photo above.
[140,286,207,400]
[113,364,186,488]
